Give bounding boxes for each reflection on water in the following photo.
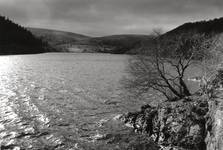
[0,53,154,149]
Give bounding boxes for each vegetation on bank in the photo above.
[123,69,223,150]
[124,31,221,101]
[0,15,51,54]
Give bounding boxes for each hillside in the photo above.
[28,27,153,54]
[165,17,223,36]
[162,17,223,45]
[0,16,48,54]
[27,28,90,52]
[158,17,223,57]
[82,34,154,54]
[27,17,223,54]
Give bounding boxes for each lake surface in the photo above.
[0,53,158,150]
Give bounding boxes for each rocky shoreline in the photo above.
[122,71,223,150]
[122,95,208,150]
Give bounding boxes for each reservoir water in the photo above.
[0,53,155,150]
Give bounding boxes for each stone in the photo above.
[123,96,209,150]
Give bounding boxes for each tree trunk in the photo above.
[179,77,191,96]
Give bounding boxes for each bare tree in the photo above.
[125,32,217,101]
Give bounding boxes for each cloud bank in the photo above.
[0,0,222,36]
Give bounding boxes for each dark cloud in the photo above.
[0,0,222,36]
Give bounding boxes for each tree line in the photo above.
[166,17,223,35]
[0,15,51,54]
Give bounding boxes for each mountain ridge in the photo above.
[163,17,223,36]
[28,27,153,53]
[27,17,223,54]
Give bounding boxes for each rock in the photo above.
[123,96,209,150]
[205,69,223,150]
[205,91,223,150]
[122,70,223,150]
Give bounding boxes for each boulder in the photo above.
[123,96,209,150]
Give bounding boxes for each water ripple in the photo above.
[0,53,146,149]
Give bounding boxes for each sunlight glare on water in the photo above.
[0,53,153,149]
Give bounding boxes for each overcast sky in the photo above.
[0,0,222,36]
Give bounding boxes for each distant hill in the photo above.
[28,27,153,54]
[27,17,223,54]
[162,17,223,45]
[0,15,48,54]
[165,17,223,36]
[27,27,90,52]
[159,17,223,57]
[82,34,154,54]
